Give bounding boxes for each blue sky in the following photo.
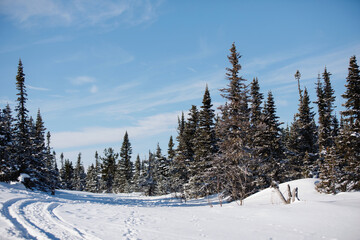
[0,0,359,167]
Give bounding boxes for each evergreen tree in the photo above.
[154,143,170,195]
[0,104,15,182]
[171,112,189,193]
[100,148,118,193]
[287,72,318,179]
[141,151,156,196]
[13,59,31,179]
[85,164,97,192]
[250,77,264,134]
[315,68,336,155]
[73,153,86,191]
[214,43,252,203]
[187,85,217,197]
[316,146,340,194]
[167,136,175,161]
[132,154,142,192]
[93,151,101,192]
[337,55,360,191]
[45,131,59,192]
[258,91,284,186]
[60,158,74,190]
[13,60,50,191]
[116,131,133,192]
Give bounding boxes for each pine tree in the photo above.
[116,131,133,192]
[13,59,31,179]
[287,72,318,179]
[171,112,189,193]
[13,60,50,191]
[187,85,217,197]
[93,151,101,192]
[317,146,340,194]
[60,158,74,190]
[100,147,118,193]
[337,55,360,191]
[73,153,86,191]
[132,154,142,192]
[0,104,16,182]
[167,136,175,161]
[214,43,252,203]
[154,143,170,195]
[45,131,59,192]
[315,68,336,155]
[259,91,285,185]
[85,164,98,192]
[141,151,156,196]
[250,77,264,134]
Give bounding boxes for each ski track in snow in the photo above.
[1,179,360,240]
[0,195,100,240]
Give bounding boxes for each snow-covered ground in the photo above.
[0,179,359,240]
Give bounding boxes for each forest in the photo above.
[0,43,359,201]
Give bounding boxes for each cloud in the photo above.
[90,85,98,94]
[52,111,180,149]
[27,85,50,91]
[0,0,161,28]
[246,44,360,89]
[70,76,96,85]
[34,35,72,45]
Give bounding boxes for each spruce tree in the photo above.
[100,147,118,193]
[141,151,156,196]
[315,68,336,155]
[214,43,252,203]
[259,91,284,186]
[250,77,264,134]
[116,131,133,192]
[73,153,86,191]
[132,154,142,192]
[288,72,318,179]
[167,136,175,161]
[187,85,217,197]
[85,164,97,192]
[0,104,15,181]
[154,143,170,195]
[337,55,360,191]
[60,158,74,190]
[171,112,189,193]
[14,59,31,178]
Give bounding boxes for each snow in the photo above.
[1,178,359,240]
[17,173,30,183]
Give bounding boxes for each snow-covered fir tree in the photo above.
[131,154,142,192]
[213,43,253,203]
[73,153,86,191]
[0,104,15,182]
[287,71,318,179]
[336,55,360,191]
[186,85,217,198]
[100,147,118,193]
[154,143,170,195]
[115,131,133,193]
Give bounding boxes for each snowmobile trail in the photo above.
[1,196,100,240]
[1,197,36,239]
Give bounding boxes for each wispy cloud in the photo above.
[0,0,162,28]
[246,44,360,89]
[27,85,50,91]
[90,85,98,94]
[69,76,96,86]
[34,35,72,45]
[52,111,180,149]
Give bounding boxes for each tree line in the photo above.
[1,43,359,201]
